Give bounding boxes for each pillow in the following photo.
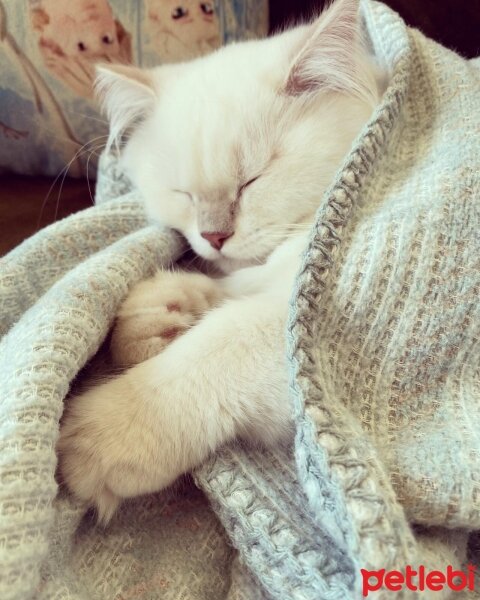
[0,0,268,177]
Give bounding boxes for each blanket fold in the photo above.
[1,1,479,598]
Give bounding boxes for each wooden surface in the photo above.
[0,175,93,256]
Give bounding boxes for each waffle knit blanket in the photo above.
[1,1,480,599]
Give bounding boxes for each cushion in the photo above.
[0,0,268,177]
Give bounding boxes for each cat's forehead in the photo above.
[146,32,302,186]
[158,47,286,135]
[153,84,277,191]
[162,31,296,101]
[156,73,263,142]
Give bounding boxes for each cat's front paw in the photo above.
[57,373,177,523]
[111,270,222,366]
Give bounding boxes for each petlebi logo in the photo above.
[361,565,476,596]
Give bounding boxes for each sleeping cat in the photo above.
[58,0,384,523]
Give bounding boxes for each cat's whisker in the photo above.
[260,231,309,241]
[266,224,312,231]
[261,229,305,235]
[53,140,107,221]
[68,111,110,126]
[37,152,86,230]
[85,147,100,206]
[183,254,202,270]
[37,136,109,229]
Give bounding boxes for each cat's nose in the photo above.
[201,231,232,250]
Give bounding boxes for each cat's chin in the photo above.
[191,241,272,274]
[214,254,266,274]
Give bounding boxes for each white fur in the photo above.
[58,0,384,522]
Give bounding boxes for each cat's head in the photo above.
[97,0,382,273]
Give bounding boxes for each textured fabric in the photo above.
[0,202,236,600]
[0,0,268,177]
[95,151,139,206]
[1,1,480,599]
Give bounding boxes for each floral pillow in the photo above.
[0,0,268,177]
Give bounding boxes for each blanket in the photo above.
[1,1,480,598]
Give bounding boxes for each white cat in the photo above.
[58,0,384,523]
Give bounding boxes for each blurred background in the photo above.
[270,0,480,59]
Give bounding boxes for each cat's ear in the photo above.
[285,0,367,98]
[95,64,157,152]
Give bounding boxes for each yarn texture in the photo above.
[1,1,479,598]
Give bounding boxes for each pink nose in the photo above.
[201,231,232,250]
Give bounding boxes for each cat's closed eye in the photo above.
[173,190,194,203]
[238,176,260,196]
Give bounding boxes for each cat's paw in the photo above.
[57,373,177,523]
[111,270,222,366]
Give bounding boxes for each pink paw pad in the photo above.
[166,302,182,312]
[161,327,181,340]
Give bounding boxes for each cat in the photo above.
[58,0,384,523]
[146,0,221,62]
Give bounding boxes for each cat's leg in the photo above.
[110,270,223,366]
[58,293,291,523]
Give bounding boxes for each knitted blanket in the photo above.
[1,1,480,599]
